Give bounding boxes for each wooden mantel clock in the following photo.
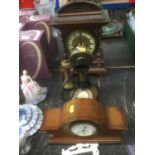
[41,98,127,144]
[51,0,111,75]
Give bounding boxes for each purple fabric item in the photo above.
[20,14,52,28]
[19,23,27,31]
[19,30,51,79]
[19,14,59,62]
[19,9,38,23]
[19,9,38,17]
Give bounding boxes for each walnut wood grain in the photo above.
[58,11,102,17]
[48,132,122,144]
[61,99,106,126]
[69,67,107,76]
[41,100,127,131]
[41,108,61,131]
[41,98,127,144]
[51,15,110,27]
[106,106,128,130]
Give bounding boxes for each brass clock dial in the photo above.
[70,122,97,137]
[66,30,96,54]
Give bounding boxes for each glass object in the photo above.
[70,122,97,137]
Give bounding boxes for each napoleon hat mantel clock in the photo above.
[51,0,111,76]
[41,98,127,144]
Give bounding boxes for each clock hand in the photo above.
[79,32,82,46]
[82,126,87,132]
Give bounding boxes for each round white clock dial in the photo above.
[70,122,97,137]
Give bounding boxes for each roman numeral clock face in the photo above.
[66,30,96,54]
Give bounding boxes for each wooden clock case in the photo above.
[41,98,127,144]
[51,0,111,76]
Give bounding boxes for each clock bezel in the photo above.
[65,29,97,55]
[69,121,99,137]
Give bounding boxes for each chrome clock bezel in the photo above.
[69,121,98,137]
